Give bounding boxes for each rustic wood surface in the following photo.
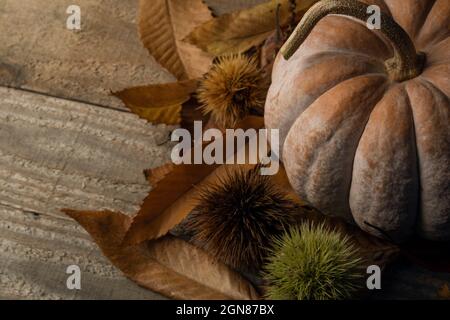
[0,0,449,300]
[0,0,265,108]
[0,0,175,300]
[0,0,174,109]
[0,87,172,219]
[0,0,269,301]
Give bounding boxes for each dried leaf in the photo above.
[180,97,211,135]
[438,284,450,300]
[186,0,318,56]
[139,0,213,80]
[113,80,198,125]
[124,116,265,245]
[260,30,281,73]
[205,0,268,16]
[144,163,176,186]
[114,80,198,109]
[259,24,293,78]
[63,210,259,300]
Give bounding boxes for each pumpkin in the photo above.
[265,0,449,242]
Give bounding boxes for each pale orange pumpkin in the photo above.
[265,0,449,242]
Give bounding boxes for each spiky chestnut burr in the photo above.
[264,222,365,300]
[185,165,298,271]
[197,55,267,128]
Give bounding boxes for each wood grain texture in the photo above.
[0,87,173,219]
[0,87,174,299]
[0,204,166,300]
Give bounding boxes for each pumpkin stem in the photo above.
[281,0,426,82]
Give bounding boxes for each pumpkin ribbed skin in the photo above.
[265,0,449,242]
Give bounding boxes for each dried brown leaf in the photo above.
[63,210,259,300]
[260,30,281,73]
[113,80,198,125]
[259,25,293,78]
[124,116,265,245]
[205,0,268,16]
[438,283,450,300]
[186,0,319,56]
[273,164,400,270]
[139,0,213,80]
[144,163,176,186]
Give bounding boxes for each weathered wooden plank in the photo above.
[205,0,267,15]
[0,0,176,299]
[0,204,166,299]
[0,87,173,219]
[0,87,175,299]
[0,0,266,109]
[371,262,450,300]
[0,0,174,109]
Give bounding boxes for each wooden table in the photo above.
[0,0,448,300]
